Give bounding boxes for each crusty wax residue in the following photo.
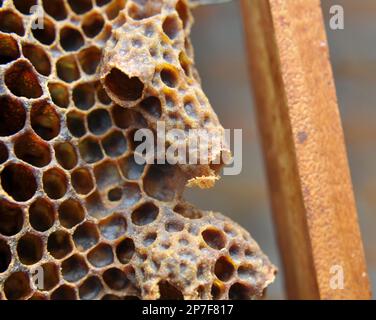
[0,0,275,300]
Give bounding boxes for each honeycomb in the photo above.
[0,0,276,300]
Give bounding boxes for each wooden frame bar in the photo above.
[241,0,370,299]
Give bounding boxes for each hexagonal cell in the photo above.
[42,0,67,21]
[67,110,86,138]
[88,109,112,134]
[54,142,78,170]
[29,198,55,232]
[14,132,52,167]
[119,153,145,180]
[4,272,31,300]
[31,101,60,141]
[73,221,99,252]
[56,55,80,83]
[184,98,198,120]
[238,264,256,280]
[202,228,226,250]
[48,82,70,108]
[158,281,183,300]
[0,142,8,164]
[229,244,241,261]
[103,268,129,291]
[43,168,68,199]
[179,51,190,76]
[144,164,185,202]
[5,60,43,98]
[51,284,77,300]
[73,82,96,110]
[102,130,127,158]
[94,160,122,189]
[58,198,85,229]
[127,0,161,20]
[68,0,93,14]
[0,10,25,36]
[97,85,111,105]
[61,254,88,282]
[162,15,180,40]
[78,46,102,75]
[0,199,23,236]
[116,237,135,264]
[143,232,157,247]
[140,96,162,119]
[99,214,127,240]
[112,105,147,129]
[131,202,159,226]
[214,256,235,282]
[60,26,84,52]
[211,281,223,300]
[47,230,73,259]
[122,182,142,207]
[0,239,11,273]
[0,34,20,64]
[176,0,189,28]
[105,0,126,20]
[165,220,184,233]
[82,11,105,38]
[0,95,26,137]
[79,136,104,164]
[40,262,60,291]
[87,243,114,268]
[1,163,37,201]
[17,233,44,265]
[22,43,51,76]
[31,17,56,45]
[228,282,253,300]
[160,66,178,88]
[173,202,202,219]
[79,276,103,300]
[71,167,94,195]
[105,68,144,102]
[13,0,37,15]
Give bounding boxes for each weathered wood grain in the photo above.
[241,0,370,299]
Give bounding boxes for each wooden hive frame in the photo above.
[240,0,371,299]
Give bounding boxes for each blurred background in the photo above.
[185,0,376,299]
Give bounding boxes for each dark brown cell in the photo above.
[14,132,52,167]
[0,96,26,136]
[17,233,44,265]
[1,163,37,201]
[82,12,105,38]
[4,60,43,98]
[32,17,56,45]
[30,101,60,140]
[0,10,25,36]
[58,198,85,229]
[60,26,84,51]
[48,230,73,259]
[48,82,70,108]
[29,198,55,232]
[22,43,51,76]
[0,199,23,236]
[43,168,68,199]
[42,0,67,20]
[202,228,226,250]
[54,142,78,170]
[0,34,20,64]
[105,68,144,101]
